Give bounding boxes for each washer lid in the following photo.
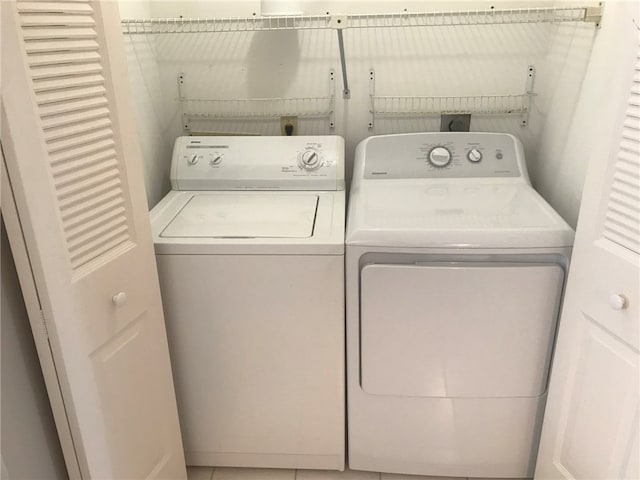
[161,193,318,238]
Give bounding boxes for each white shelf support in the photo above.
[178,72,190,132]
[329,15,350,99]
[369,69,375,130]
[584,3,604,26]
[523,65,535,126]
[336,30,350,99]
[329,69,336,129]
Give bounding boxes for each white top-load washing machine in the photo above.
[346,132,574,478]
[150,136,345,470]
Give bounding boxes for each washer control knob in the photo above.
[428,146,452,168]
[467,148,483,163]
[299,149,321,170]
[210,155,223,166]
[188,153,199,165]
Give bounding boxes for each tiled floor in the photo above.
[186,466,496,480]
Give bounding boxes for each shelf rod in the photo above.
[336,30,350,99]
[328,15,350,99]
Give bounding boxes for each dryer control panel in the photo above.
[361,133,527,180]
[172,135,345,191]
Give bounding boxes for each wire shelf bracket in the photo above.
[179,70,336,133]
[368,68,375,129]
[584,3,604,26]
[369,65,537,129]
[523,64,535,126]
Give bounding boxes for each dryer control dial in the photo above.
[428,146,452,168]
[299,149,322,170]
[188,153,199,165]
[467,148,483,163]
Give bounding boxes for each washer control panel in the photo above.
[172,135,345,191]
[363,133,524,179]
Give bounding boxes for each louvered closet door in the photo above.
[534,41,640,480]
[1,1,186,479]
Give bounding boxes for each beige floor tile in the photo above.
[380,474,463,480]
[297,467,380,479]
[187,466,214,480]
[212,467,296,480]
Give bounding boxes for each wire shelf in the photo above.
[347,7,589,28]
[372,94,531,117]
[121,6,600,34]
[182,96,334,119]
[368,65,536,128]
[122,7,601,101]
[178,70,336,132]
[121,15,331,34]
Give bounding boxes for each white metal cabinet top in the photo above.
[346,132,574,249]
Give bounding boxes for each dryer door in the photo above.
[360,262,564,398]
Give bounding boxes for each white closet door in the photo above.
[534,41,640,480]
[1,2,186,479]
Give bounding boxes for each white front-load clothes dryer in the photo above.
[150,136,345,470]
[345,132,574,478]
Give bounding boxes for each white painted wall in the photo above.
[0,221,67,480]
[120,0,602,223]
[533,0,640,227]
[119,0,173,207]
